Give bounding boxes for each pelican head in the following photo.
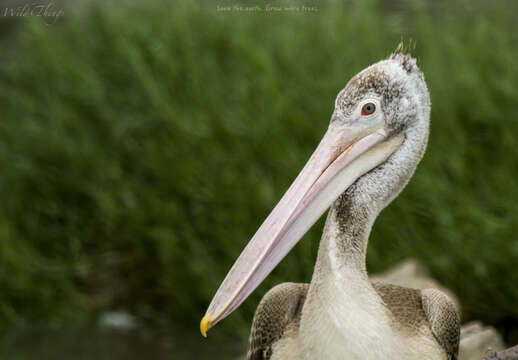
[201,48,430,336]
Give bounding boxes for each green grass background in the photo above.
[1,0,518,343]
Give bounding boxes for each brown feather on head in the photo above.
[394,41,404,55]
[390,40,419,74]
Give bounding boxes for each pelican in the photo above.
[201,45,461,359]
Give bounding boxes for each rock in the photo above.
[98,310,138,330]
[459,321,505,360]
[483,344,518,359]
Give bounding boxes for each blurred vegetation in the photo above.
[1,0,518,343]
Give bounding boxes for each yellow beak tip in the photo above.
[200,315,212,338]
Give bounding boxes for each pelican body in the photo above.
[201,47,460,359]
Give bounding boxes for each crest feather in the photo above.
[390,40,418,74]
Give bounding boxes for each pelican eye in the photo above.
[361,102,376,116]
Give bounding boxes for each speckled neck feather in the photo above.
[328,117,428,272]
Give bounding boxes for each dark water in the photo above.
[0,326,244,360]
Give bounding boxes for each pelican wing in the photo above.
[247,283,308,360]
[421,288,461,360]
[373,282,460,360]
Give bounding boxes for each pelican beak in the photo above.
[201,121,404,336]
